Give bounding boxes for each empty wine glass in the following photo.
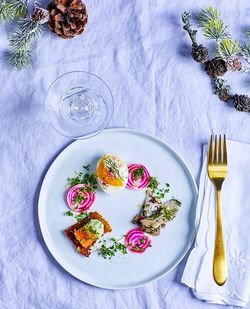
[45,71,114,139]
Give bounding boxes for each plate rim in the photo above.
[38,128,198,289]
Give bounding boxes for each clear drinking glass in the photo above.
[45,71,114,139]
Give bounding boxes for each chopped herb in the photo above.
[74,212,88,221]
[148,176,160,190]
[83,164,90,171]
[67,165,98,192]
[98,238,127,259]
[148,177,170,199]
[104,157,124,180]
[163,207,178,221]
[74,190,86,205]
[64,210,73,217]
[133,167,144,181]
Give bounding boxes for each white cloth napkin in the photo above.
[182,140,250,307]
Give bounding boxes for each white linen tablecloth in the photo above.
[1,0,250,308]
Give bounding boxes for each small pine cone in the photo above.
[191,43,209,63]
[47,0,88,39]
[32,6,50,24]
[226,57,242,72]
[233,94,250,112]
[205,58,227,78]
[217,89,231,102]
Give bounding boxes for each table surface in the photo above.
[1,0,249,308]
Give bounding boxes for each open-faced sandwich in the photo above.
[64,211,112,257]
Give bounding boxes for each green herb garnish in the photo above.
[163,207,179,221]
[148,176,160,190]
[64,210,88,221]
[133,167,144,181]
[103,157,124,180]
[67,165,98,192]
[148,177,170,199]
[75,212,88,221]
[98,238,127,259]
[83,164,90,171]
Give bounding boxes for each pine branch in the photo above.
[197,6,221,27]
[181,12,197,45]
[7,18,43,69]
[196,7,229,40]
[6,49,32,69]
[0,1,15,22]
[0,0,27,23]
[203,19,229,40]
[216,38,240,58]
[214,78,232,95]
[9,0,27,18]
[240,41,250,65]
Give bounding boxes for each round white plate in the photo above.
[38,128,197,289]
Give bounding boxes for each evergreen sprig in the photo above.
[7,18,43,69]
[217,38,240,58]
[197,7,229,40]
[203,19,228,40]
[240,41,250,64]
[0,0,27,23]
[197,6,221,27]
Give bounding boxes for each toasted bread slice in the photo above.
[64,211,112,257]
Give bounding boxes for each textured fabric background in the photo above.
[1,1,250,308]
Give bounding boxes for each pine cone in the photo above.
[233,94,250,112]
[226,57,242,72]
[47,0,88,39]
[191,43,209,63]
[32,6,50,24]
[217,89,231,102]
[205,58,227,78]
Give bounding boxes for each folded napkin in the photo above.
[182,140,250,307]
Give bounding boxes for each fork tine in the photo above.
[214,135,218,162]
[218,135,222,163]
[223,135,227,164]
[208,135,213,163]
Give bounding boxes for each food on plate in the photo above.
[126,164,151,190]
[125,228,151,253]
[132,188,181,235]
[96,154,128,194]
[66,184,96,212]
[98,238,128,259]
[64,211,112,257]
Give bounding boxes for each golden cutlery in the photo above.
[207,135,228,286]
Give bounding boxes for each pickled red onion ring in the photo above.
[66,184,96,213]
[126,164,150,189]
[125,228,151,253]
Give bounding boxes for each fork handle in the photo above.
[213,190,228,286]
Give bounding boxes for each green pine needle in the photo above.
[240,41,250,64]
[9,0,27,18]
[6,49,32,69]
[203,19,228,40]
[7,19,44,69]
[197,6,221,27]
[0,0,27,23]
[217,38,240,58]
[0,1,15,23]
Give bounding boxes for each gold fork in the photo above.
[207,135,228,286]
